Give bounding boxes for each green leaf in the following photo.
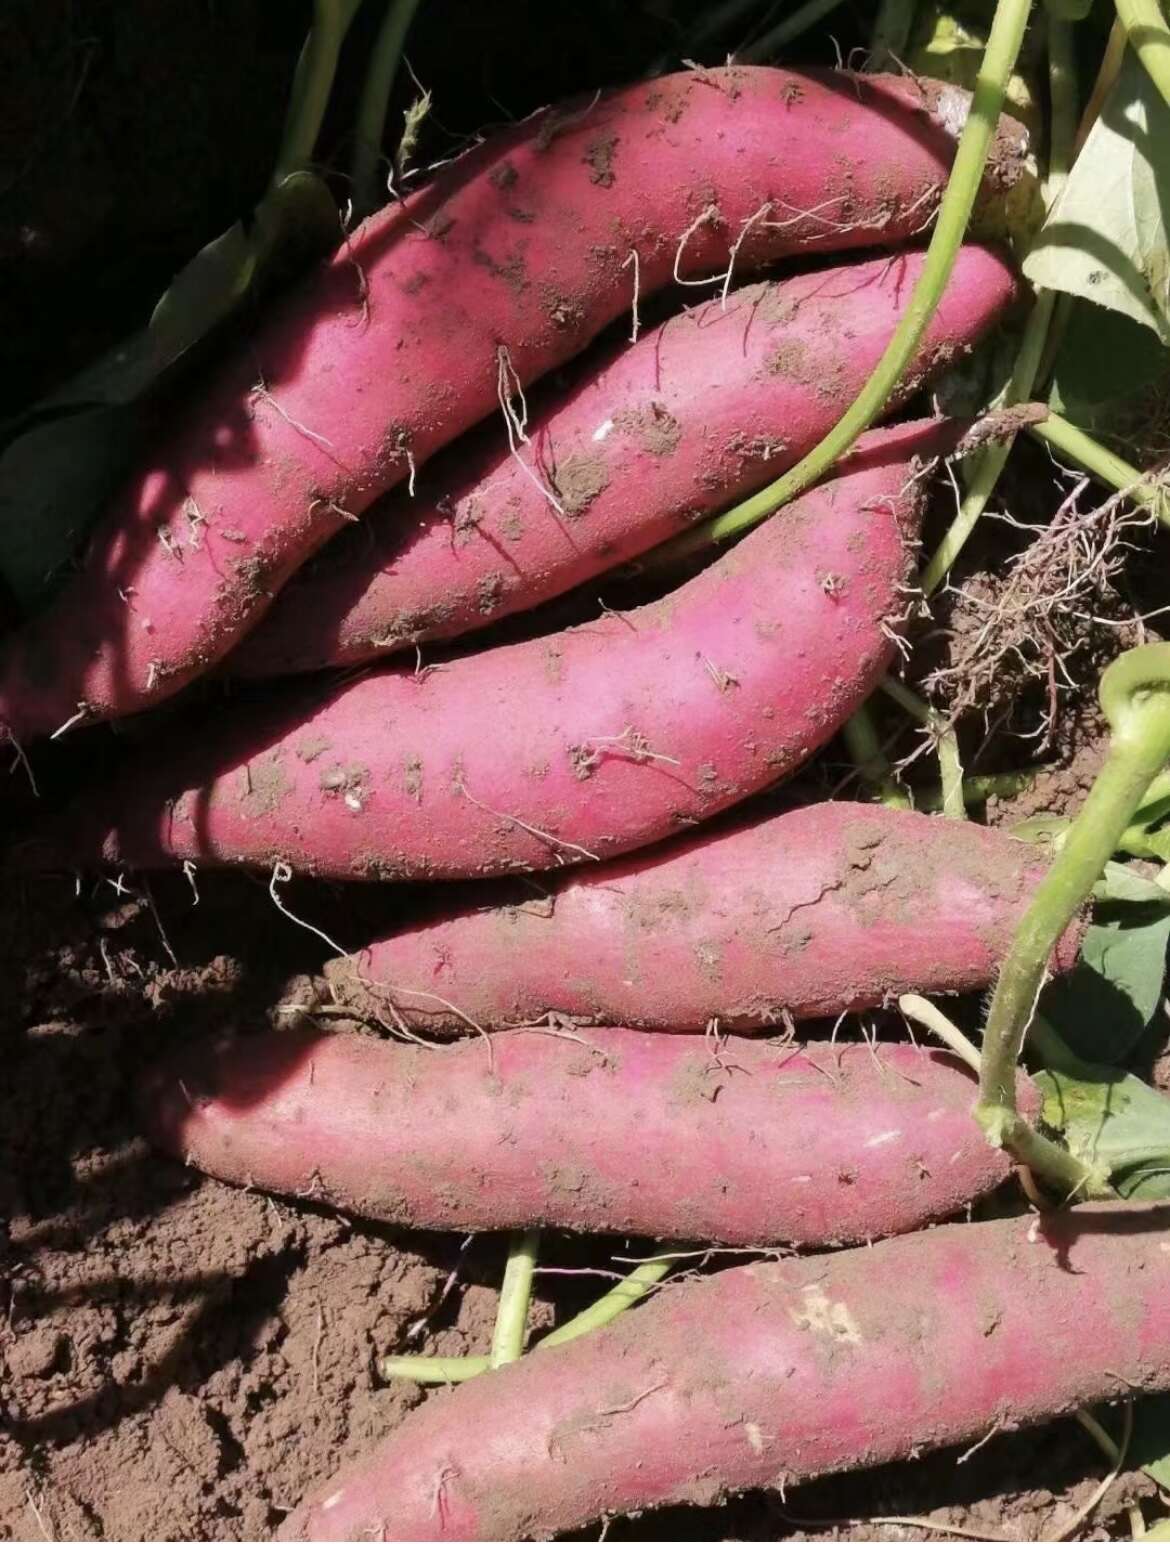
[1094,860,1170,904]
[1024,48,1170,342]
[1047,298,1170,449]
[1035,1059,1170,1196]
[148,172,337,372]
[1041,899,1170,1061]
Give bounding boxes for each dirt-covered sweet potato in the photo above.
[25,420,946,881]
[140,1027,1026,1246]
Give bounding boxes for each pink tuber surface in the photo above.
[27,419,944,882]
[0,68,1030,742]
[281,1203,1170,1541]
[326,801,1084,1032]
[139,1028,1025,1247]
[230,245,1017,679]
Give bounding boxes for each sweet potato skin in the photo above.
[0,68,1027,742]
[281,1203,1170,1541]
[140,1028,1020,1246]
[230,246,1017,679]
[326,802,1084,1032]
[30,421,940,882]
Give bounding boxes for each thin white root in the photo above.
[672,204,720,285]
[268,861,350,955]
[622,249,641,342]
[496,346,566,516]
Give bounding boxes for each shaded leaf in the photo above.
[1130,1397,1170,1489]
[0,170,337,608]
[1048,297,1170,458]
[1024,49,1170,341]
[1041,899,1170,1061]
[0,408,145,610]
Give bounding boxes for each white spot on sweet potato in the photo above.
[592,417,615,442]
[789,1284,862,1344]
[864,1129,901,1148]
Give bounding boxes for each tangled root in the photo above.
[926,481,1158,749]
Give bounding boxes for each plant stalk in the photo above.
[1030,411,1170,525]
[489,1228,540,1368]
[879,676,966,819]
[841,706,911,808]
[352,0,425,219]
[275,0,364,187]
[1115,0,1170,113]
[919,11,1075,596]
[976,645,1170,1191]
[381,1257,672,1384]
[916,767,1041,811]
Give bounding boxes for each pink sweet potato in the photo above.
[0,69,1030,744]
[281,1203,1170,1541]
[27,419,944,882]
[326,802,1084,1032]
[230,245,1016,679]
[139,1028,1024,1247]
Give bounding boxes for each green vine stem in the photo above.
[351,0,425,220]
[741,0,850,59]
[657,0,1034,562]
[916,767,1041,812]
[1076,14,1128,152]
[976,643,1170,1193]
[841,707,912,809]
[274,0,364,187]
[879,676,966,819]
[380,1257,672,1385]
[1116,0,1170,112]
[1030,410,1170,525]
[919,11,1075,595]
[380,1354,484,1385]
[489,1228,541,1368]
[919,296,1057,595]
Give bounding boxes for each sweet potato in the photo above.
[0,69,1030,744]
[326,802,1084,1032]
[26,419,944,882]
[281,1202,1170,1541]
[139,1028,1024,1246]
[230,246,1017,679]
